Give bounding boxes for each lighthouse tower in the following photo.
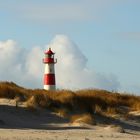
[43,48,57,90]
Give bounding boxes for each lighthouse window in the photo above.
[45,54,54,58]
[48,54,51,58]
[45,54,49,57]
[50,68,52,72]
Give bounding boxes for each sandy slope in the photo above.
[0,98,140,140]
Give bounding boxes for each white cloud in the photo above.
[0,40,44,88]
[0,35,120,91]
[47,35,120,90]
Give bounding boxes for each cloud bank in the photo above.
[0,35,120,91]
[47,35,120,90]
[0,40,44,88]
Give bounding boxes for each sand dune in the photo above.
[0,98,140,140]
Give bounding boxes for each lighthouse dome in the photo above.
[45,48,54,54]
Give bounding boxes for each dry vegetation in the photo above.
[70,113,95,125]
[0,81,140,120]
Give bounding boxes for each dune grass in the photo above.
[70,113,95,125]
[0,81,140,117]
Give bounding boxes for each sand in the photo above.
[0,128,140,140]
[0,98,140,140]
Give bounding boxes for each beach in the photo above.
[0,98,140,140]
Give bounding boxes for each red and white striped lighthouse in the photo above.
[43,48,57,90]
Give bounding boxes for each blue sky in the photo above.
[0,0,140,94]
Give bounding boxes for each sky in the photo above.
[0,0,140,95]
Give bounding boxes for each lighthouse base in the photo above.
[44,85,56,90]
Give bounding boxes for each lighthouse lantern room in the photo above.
[43,48,57,90]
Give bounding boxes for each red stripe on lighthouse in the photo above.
[43,58,54,63]
[44,74,55,85]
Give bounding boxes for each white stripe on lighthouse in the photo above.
[44,64,55,74]
[44,85,56,90]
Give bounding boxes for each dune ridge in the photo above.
[0,81,140,140]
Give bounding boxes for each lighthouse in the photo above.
[43,48,57,90]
